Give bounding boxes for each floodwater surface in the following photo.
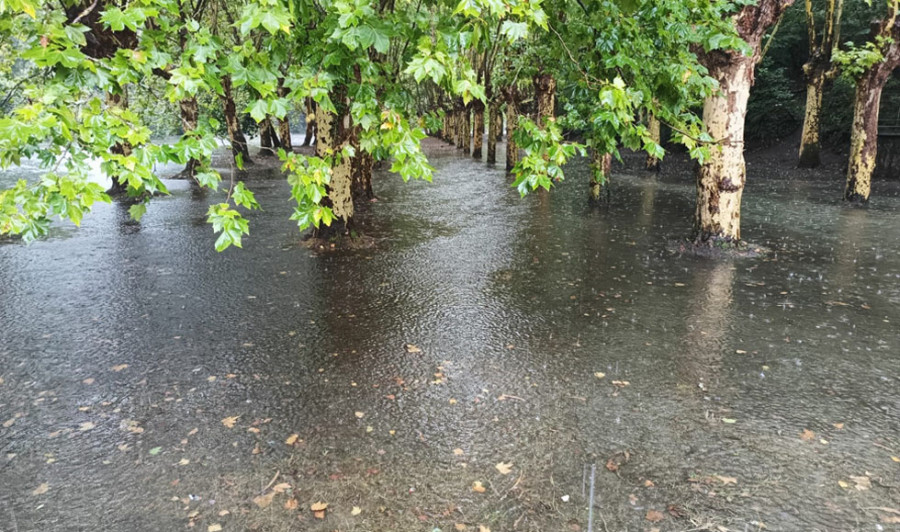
[1,140,899,531]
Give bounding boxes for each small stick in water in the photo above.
[587,463,596,532]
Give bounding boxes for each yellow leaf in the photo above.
[495,462,513,475]
[272,482,291,494]
[838,480,850,489]
[453,448,464,456]
[355,411,365,419]
[715,475,737,485]
[178,458,190,466]
[850,475,871,491]
[111,364,128,372]
[611,380,630,387]
[472,481,486,493]
[405,343,421,353]
[252,492,275,508]
[478,526,490,532]
[221,416,239,428]
[310,501,328,511]
[32,483,49,496]
[833,423,844,430]
[247,427,260,434]
[351,506,362,516]
[207,525,222,532]
[285,433,300,445]
[454,524,467,531]
[78,421,95,432]
[284,498,298,510]
[891,456,900,463]
[594,372,606,379]
[800,429,815,441]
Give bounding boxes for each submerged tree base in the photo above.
[669,237,767,259]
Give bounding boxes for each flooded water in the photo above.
[1,140,899,531]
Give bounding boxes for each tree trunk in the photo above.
[844,75,884,203]
[694,56,753,243]
[106,90,131,196]
[277,85,293,152]
[533,73,556,128]
[646,115,661,172]
[259,116,281,156]
[589,149,612,202]
[221,75,252,166]
[505,88,519,172]
[315,102,354,233]
[487,100,500,164]
[798,72,825,168]
[472,100,484,159]
[351,147,375,201]
[179,96,200,178]
[302,98,316,147]
[459,105,471,152]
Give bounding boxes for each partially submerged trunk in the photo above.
[505,87,519,172]
[695,55,753,243]
[694,0,795,244]
[302,98,316,147]
[844,16,900,203]
[351,147,375,202]
[315,101,353,236]
[589,149,612,202]
[179,96,200,178]
[487,100,500,164]
[798,71,826,168]
[646,115,661,172]
[221,75,252,166]
[277,85,293,153]
[106,90,131,196]
[259,117,280,156]
[533,73,556,127]
[472,100,484,159]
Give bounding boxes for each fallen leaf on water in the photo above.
[472,481,486,493]
[891,456,900,463]
[715,475,738,485]
[453,448,464,456]
[253,492,275,508]
[2,418,14,428]
[850,475,871,491]
[111,364,128,372]
[272,482,291,494]
[178,459,190,466]
[838,480,850,489]
[247,427,260,434]
[78,422,95,432]
[149,447,162,455]
[207,525,222,532]
[218,510,230,517]
[284,498,298,510]
[646,510,664,522]
[285,434,300,445]
[800,429,815,441]
[351,506,362,516]
[882,516,900,524]
[454,524,467,531]
[221,416,239,428]
[644,479,655,487]
[735,349,747,354]
[495,462,513,475]
[478,526,490,532]
[355,411,365,419]
[721,418,737,424]
[32,483,49,496]
[311,501,328,519]
[405,344,422,353]
[188,428,199,436]
[611,380,630,387]
[594,372,606,379]
[833,423,844,430]
[83,378,95,385]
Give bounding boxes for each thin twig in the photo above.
[70,0,99,25]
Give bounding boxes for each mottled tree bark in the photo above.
[505,87,519,172]
[844,13,900,202]
[695,0,795,243]
[221,75,252,165]
[472,100,484,159]
[277,85,293,152]
[179,96,200,178]
[589,149,612,203]
[646,115,661,172]
[302,98,316,147]
[315,100,353,235]
[533,72,556,128]
[106,91,131,196]
[798,0,842,168]
[459,104,471,152]
[259,116,280,156]
[487,100,500,164]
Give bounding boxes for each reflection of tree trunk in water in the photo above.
[637,177,657,234]
[302,98,316,147]
[472,100,484,159]
[221,75,252,166]
[646,115,661,172]
[179,96,200,178]
[588,149,612,203]
[678,262,735,395]
[505,87,518,172]
[487,100,500,164]
[831,208,867,289]
[106,90,132,196]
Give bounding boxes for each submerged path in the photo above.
[1,140,900,531]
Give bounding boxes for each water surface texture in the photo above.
[1,141,899,531]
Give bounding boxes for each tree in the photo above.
[836,0,900,203]
[798,0,843,168]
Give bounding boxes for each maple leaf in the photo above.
[495,462,513,475]
[311,501,328,519]
[285,433,300,445]
[472,481,486,493]
[221,416,240,428]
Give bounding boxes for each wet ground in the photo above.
[1,139,899,532]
